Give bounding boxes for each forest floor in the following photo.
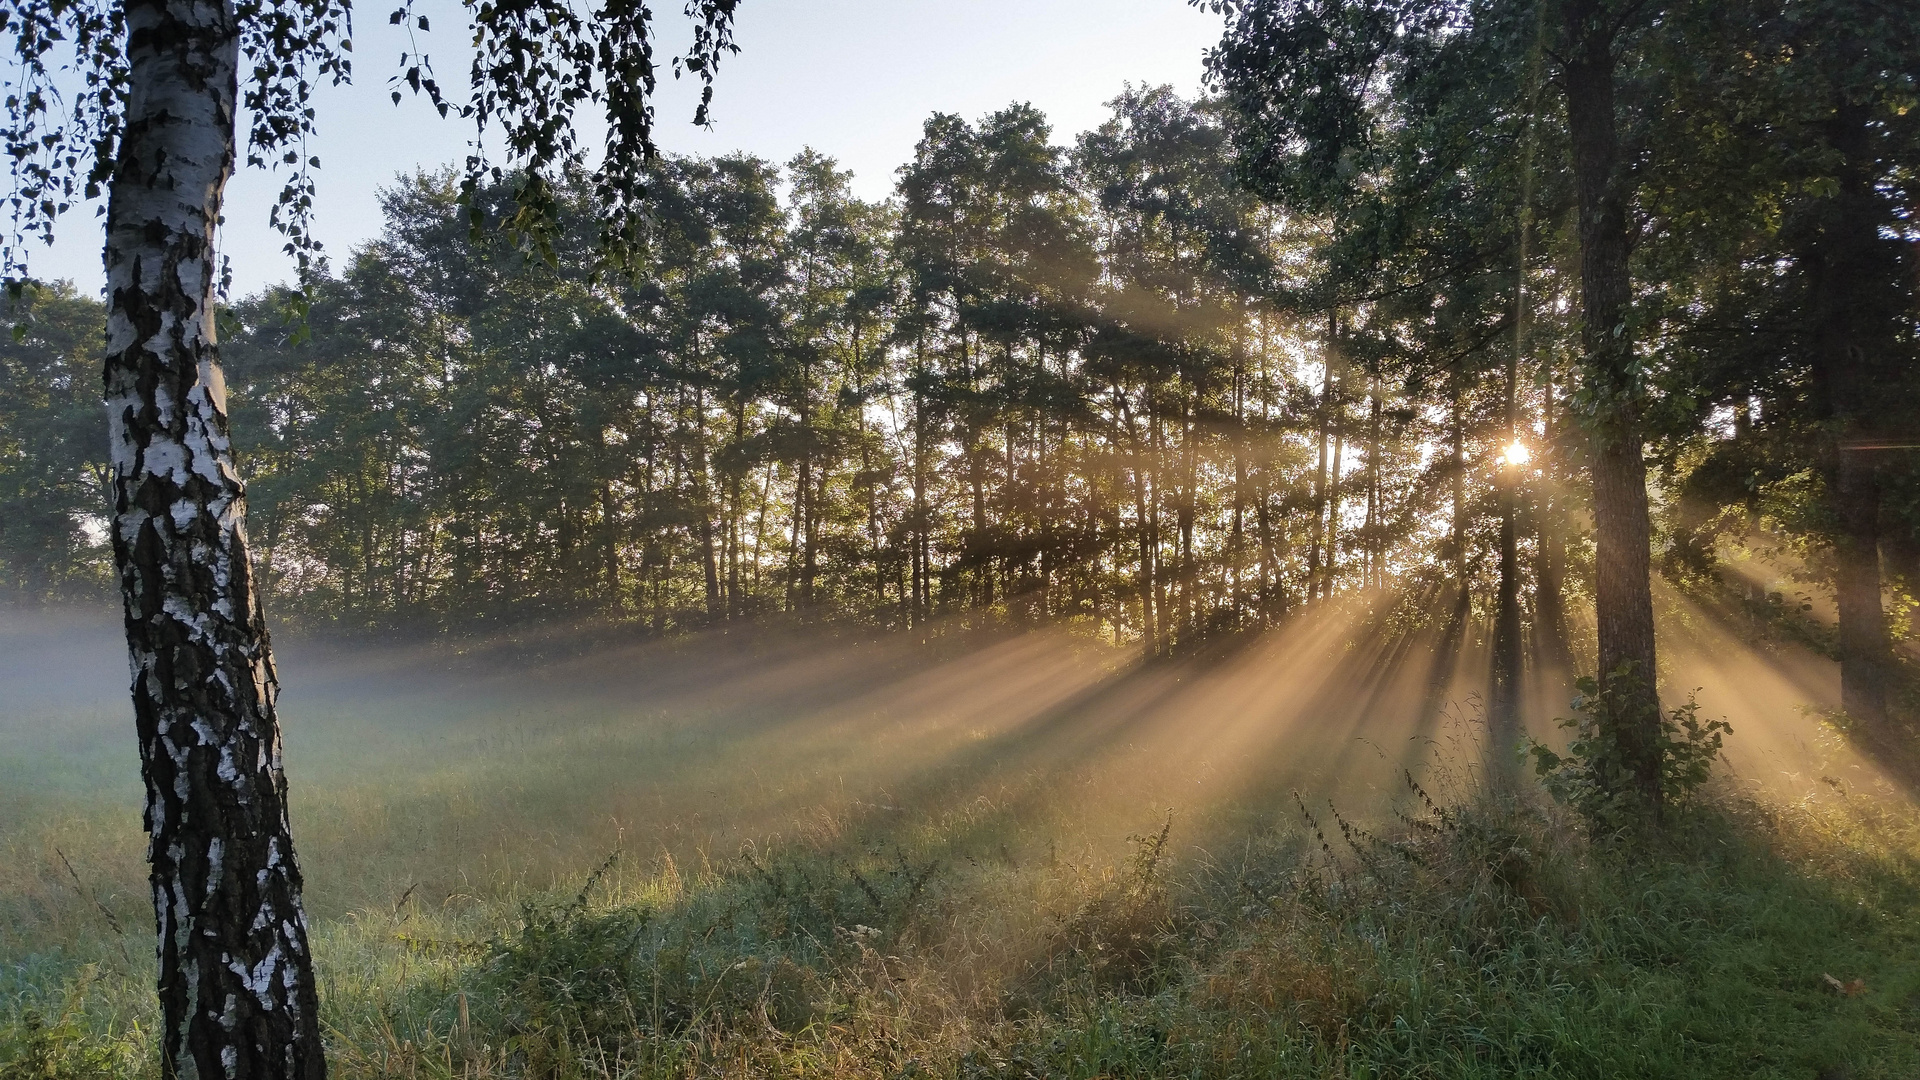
[2,599,1917,1078]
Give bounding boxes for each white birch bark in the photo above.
[105,0,326,1075]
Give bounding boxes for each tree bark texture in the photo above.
[1562,0,1662,805]
[1533,370,1572,664]
[105,0,326,1076]
[1832,452,1889,722]
[1491,360,1523,764]
[1811,98,1895,726]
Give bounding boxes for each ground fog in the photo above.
[2,601,1914,1079]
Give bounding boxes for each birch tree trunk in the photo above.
[104,0,326,1076]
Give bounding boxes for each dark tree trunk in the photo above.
[1491,349,1523,765]
[1178,395,1197,640]
[602,479,621,615]
[1308,354,1331,603]
[1364,386,1380,590]
[1562,0,1662,806]
[1232,354,1248,620]
[1448,380,1466,588]
[1327,397,1344,597]
[1810,98,1895,727]
[104,0,326,1076]
[912,378,930,624]
[1493,475,1522,733]
[693,393,720,619]
[1118,387,1158,657]
[1833,454,1889,722]
[1534,366,1571,663]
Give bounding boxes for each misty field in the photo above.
[4,603,1919,1078]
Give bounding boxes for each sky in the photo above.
[24,0,1224,297]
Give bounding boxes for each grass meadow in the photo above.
[3,602,1918,1078]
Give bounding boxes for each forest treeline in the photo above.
[2,82,1915,671]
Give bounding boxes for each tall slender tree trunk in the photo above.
[805,452,824,609]
[1308,358,1330,603]
[796,369,817,611]
[104,0,325,1075]
[1149,394,1169,653]
[1364,384,1380,590]
[1492,160,1534,754]
[1832,454,1888,722]
[1118,386,1157,657]
[1039,397,1055,618]
[1255,325,1279,623]
[1563,1,1662,805]
[752,462,773,595]
[1535,365,1571,662]
[1449,380,1467,594]
[1232,354,1248,621]
[1179,394,1197,641]
[728,405,746,618]
[1812,98,1894,727]
[602,479,621,615]
[787,461,803,612]
[1491,336,1524,762]
[912,378,930,625]
[1327,399,1344,598]
[693,392,720,619]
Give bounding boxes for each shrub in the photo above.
[1530,662,1732,833]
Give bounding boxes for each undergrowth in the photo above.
[6,777,1918,1080]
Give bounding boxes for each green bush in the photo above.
[1530,661,1733,832]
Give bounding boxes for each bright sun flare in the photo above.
[1502,441,1532,467]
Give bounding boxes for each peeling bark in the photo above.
[105,0,326,1077]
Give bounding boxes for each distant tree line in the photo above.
[3,83,1914,692]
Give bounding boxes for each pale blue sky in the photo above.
[27,0,1221,296]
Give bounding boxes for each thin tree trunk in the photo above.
[1232,351,1248,621]
[729,405,746,617]
[752,461,773,594]
[1491,340,1524,762]
[912,373,929,624]
[1833,454,1888,722]
[1364,385,1381,590]
[1535,364,1570,662]
[602,478,621,616]
[1492,168,1532,754]
[806,449,824,609]
[104,0,325,1074]
[1308,353,1331,603]
[1449,379,1467,593]
[787,461,803,612]
[1179,393,1197,640]
[1327,399,1344,598]
[1813,98,1894,726]
[1149,392,1169,653]
[1117,386,1157,657]
[693,391,720,619]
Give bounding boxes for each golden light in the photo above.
[1501,441,1532,468]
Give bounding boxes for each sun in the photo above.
[1501,441,1532,468]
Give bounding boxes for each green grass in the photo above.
[9,777,1919,1078]
[4,613,1918,1078]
